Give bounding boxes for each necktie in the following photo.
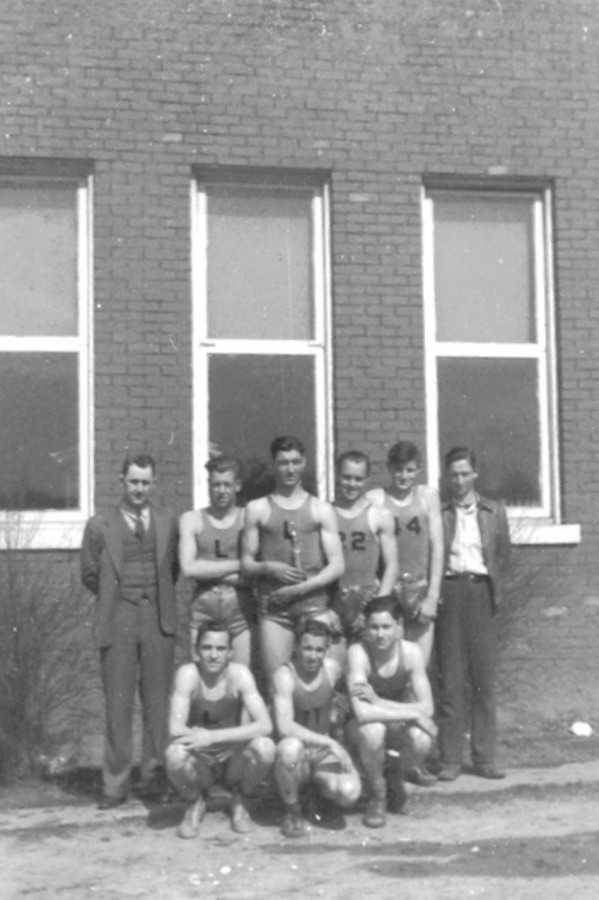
[134,513,145,541]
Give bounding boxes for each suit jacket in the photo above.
[441,495,511,607]
[80,504,180,648]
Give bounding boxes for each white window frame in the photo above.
[191,170,334,508]
[0,173,94,550]
[422,179,579,545]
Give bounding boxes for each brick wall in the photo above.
[1,0,599,725]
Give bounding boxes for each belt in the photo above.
[444,572,489,584]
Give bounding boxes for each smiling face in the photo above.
[208,468,240,512]
[120,463,155,510]
[387,460,420,497]
[196,629,231,677]
[365,610,402,652]
[295,631,329,676]
[337,458,368,504]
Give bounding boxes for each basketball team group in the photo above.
[80,435,511,838]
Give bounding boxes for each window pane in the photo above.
[434,196,535,343]
[207,186,314,340]
[438,358,540,506]
[0,354,79,509]
[208,355,316,499]
[0,182,78,336]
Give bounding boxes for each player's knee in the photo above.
[165,741,187,772]
[337,774,361,807]
[250,735,277,765]
[276,736,304,768]
[358,721,386,750]
[409,727,432,759]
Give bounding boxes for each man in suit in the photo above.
[81,454,180,808]
[436,446,511,782]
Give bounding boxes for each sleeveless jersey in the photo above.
[258,495,326,603]
[287,661,334,735]
[195,509,242,570]
[367,646,411,702]
[187,669,243,730]
[384,487,430,580]
[334,504,379,592]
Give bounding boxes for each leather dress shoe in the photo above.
[97,794,127,810]
[405,766,437,787]
[473,765,505,780]
[437,764,461,782]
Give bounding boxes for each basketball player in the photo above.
[166,620,275,838]
[367,441,442,665]
[179,456,253,666]
[273,619,361,837]
[242,436,344,683]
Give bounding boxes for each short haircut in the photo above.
[386,441,421,468]
[195,619,232,648]
[444,446,477,471]
[363,594,404,623]
[270,435,305,459]
[205,454,243,480]
[336,449,371,476]
[121,454,156,477]
[295,617,332,642]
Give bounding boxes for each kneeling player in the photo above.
[347,596,437,828]
[273,619,361,838]
[166,620,275,838]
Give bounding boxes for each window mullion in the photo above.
[434,342,542,359]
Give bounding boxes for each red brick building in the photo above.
[0,0,597,728]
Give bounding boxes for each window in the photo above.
[422,177,579,544]
[0,162,93,548]
[192,169,333,504]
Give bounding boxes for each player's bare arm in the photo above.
[179,510,241,582]
[419,486,443,620]
[270,499,345,604]
[373,507,399,596]
[172,665,272,753]
[346,642,435,731]
[168,664,197,741]
[365,487,385,508]
[273,661,352,770]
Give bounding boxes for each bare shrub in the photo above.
[0,517,97,782]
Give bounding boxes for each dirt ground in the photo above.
[2,729,599,900]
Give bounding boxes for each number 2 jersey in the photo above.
[334,503,380,594]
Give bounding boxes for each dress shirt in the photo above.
[121,505,151,534]
[448,501,488,575]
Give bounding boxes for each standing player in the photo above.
[179,456,253,666]
[273,619,361,838]
[166,620,275,838]
[347,596,437,828]
[242,436,344,683]
[333,450,398,648]
[367,441,443,665]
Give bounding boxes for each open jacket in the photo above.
[80,504,180,648]
[441,495,511,608]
